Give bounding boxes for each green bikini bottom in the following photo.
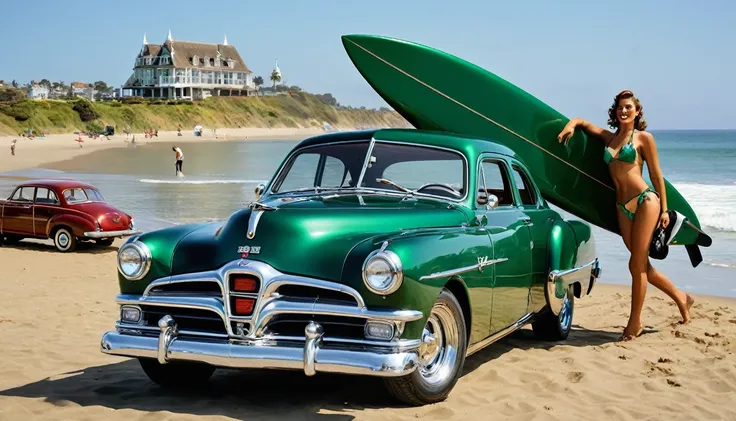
[618,188,660,220]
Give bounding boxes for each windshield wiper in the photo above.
[376,178,416,196]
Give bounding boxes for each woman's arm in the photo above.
[557,118,613,144]
[640,131,668,213]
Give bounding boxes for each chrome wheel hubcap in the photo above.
[58,232,69,247]
[418,302,459,386]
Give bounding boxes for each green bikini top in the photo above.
[604,130,638,164]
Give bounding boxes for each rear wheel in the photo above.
[53,227,76,252]
[532,287,574,341]
[384,288,467,406]
[138,358,215,388]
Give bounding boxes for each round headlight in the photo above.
[362,249,403,295]
[117,241,151,280]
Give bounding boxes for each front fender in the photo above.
[341,226,490,341]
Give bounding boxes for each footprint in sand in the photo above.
[566,372,584,383]
[667,379,682,388]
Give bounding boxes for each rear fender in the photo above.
[545,220,600,315]
[48,214,96,237]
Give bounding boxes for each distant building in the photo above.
[27,84,49,100]
[71,82,96,100]
[122,31,255,100]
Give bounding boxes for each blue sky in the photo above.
[1,0,733,129]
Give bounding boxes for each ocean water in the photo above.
[1,130,734,297]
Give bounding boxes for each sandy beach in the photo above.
[0,127,327,173]
[0,237,734,421]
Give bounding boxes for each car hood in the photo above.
[168,193,469,282]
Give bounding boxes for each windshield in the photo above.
[270,140,466,200]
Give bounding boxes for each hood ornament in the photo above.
[246,201,276,239]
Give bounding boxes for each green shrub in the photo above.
[72,100,100,122]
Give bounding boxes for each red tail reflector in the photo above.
[232,275,258,292]
[234,298,255,315]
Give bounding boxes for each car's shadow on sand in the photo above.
[0,238,118,254]
[0,326,627,420]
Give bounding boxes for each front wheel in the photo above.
[384,288,467,406]
[138,358,215,388]
[532,287,574,341]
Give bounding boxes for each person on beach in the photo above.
[10,139,16,156]
[173,145,184,176]
[557,89,694,341]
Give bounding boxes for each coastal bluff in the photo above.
[0,90,410,136]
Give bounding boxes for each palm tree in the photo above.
[253,76,264,96]
[270,70,281,88]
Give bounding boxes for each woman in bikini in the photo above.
[557,89,694,341]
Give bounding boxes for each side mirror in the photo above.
[477,191,488,205]
[254,183,265,200]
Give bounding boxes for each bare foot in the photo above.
[679,294,694,324]
[619,323,644,342]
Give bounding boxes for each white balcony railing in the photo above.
[157,76,251,88]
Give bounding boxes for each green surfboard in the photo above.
[341,34,712,258]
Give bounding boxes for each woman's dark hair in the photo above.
[607,90,647,131]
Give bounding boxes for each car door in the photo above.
[508,160,559,313]
[33,187,60,237]
[2,186,36,234]
[476,156,533,334]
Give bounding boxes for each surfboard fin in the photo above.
[686,244,703,268]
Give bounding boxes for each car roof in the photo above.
[294,128,520,159]
[15,179,98,190]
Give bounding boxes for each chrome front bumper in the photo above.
[84,229,141,238]
[101,316,419,377]
[100,258,424,377]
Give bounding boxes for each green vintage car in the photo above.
[101,128,601,405]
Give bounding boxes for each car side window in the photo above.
[63,188,88,204]
[276,153,319,192]
[511,165,537,206]
[320,156,351,188]
[11,187,35,202]
[35,187,60,205]
[479,160,515,206]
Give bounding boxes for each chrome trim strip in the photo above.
[252,297,423,336]
[84,229,142,238]
[143,276,223,296]
[258,334,422,350]
[261,278,366,309]
[344,37,615,192]
[116,322,229,339]
[418,257,508,280]
[116,294,228,326]
[356,136,377,188]
[466,312,534,356]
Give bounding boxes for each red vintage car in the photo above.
[0,179,140,252]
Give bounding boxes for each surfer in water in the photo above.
[173,146,184,176]
[557,89,694,341]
